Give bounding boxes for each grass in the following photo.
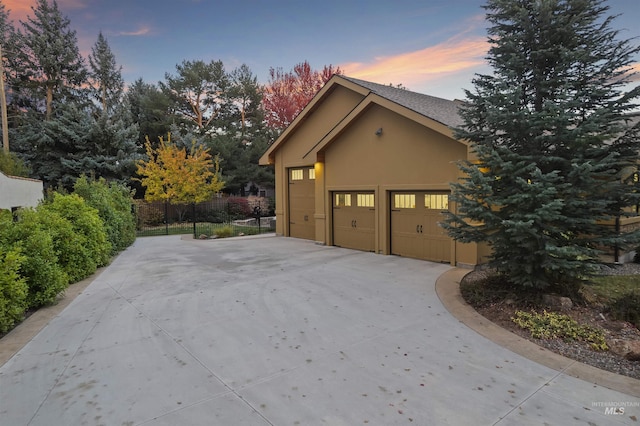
[583,275,640,328]
[583,275,640,303]
[137,222,273,238]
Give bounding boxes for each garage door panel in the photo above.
[288,168,315,240]
[390,209,422,258]
[332,192,375,252]
[391,192,451,263]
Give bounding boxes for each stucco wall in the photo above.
[0,172,43,210]
[272,85,365,236]
[321,104,468,256]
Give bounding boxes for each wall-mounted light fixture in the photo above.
[375,127,383,136]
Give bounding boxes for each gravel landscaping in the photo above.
[461,264,640,380]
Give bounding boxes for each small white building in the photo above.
[0,171,43,211]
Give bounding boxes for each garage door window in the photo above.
[425,194,449,210]
[394,194,415,209]
[357,193,374,207]
[291,169,303,180]
[308,169,315,180]
[335,193,352,206]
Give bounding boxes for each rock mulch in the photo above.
[461,265,640,380]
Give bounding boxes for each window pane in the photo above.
[394,194,415,209]
[425,194,449,210]
[308,169,315,180]
[335,193,351,207]
[291,169,303,180]
[357,193,374,207]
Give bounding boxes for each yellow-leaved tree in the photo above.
[136,133,224,204]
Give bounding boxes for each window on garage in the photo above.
[335,193,351,206]
[394,194,416,209]
[291,169,304,180]
[308,169,315,180]
[357,193,374,207]
[424,194,448,210]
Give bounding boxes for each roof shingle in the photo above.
[340,76,465,128]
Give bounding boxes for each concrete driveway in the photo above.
[0,235,638,425]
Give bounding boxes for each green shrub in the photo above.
[3,210,69,308]
[215,225,234,238]
[30,207,93,283]
[74,176,136,253]
[0,241,28,334]
[45,193,111,270]
[0,149,29,177]
[512,310,608,351]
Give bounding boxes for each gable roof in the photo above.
[259,75,464,165]
[340,76,465,128]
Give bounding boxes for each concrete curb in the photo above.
[435,267,640,398]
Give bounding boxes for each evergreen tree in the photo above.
[228,64,264,138]
[160,59,229,133]
[14,100,94,188]
[84,33,138,183]
[127,78,172,147]
[18,0,88,120]
[78,102,139,183]
[443,0,640,290]
[88,32,123,114]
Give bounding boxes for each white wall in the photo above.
[0,172,43,210]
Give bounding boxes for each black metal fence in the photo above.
[134,196,275,238]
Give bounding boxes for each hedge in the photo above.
[0,180,136,334]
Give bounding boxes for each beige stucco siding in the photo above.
[263,75,484,266]
[323,105,464,187]
[271,86,365,237]
[320,105,467,256]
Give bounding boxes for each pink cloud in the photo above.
[116,25,152,37]
[625,63,640,83]
[340,35,489,88]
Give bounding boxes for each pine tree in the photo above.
[88,32,124,114]
[160,59,229,133]
[127,78,172,147]
[443,0,640,290]
[18,0,88,120]
[14,101,94,188]
[84,33,138,183]
[81,102,139,183]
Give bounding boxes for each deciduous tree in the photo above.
[262,61,342,131]
[136,133,224,204]
[443,0,640,290]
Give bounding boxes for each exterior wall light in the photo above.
[375,127,383,136]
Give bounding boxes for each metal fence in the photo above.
[134,196,275,238]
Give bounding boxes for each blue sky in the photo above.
[6,0,640,100]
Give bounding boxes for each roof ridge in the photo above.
[338,75,464,128]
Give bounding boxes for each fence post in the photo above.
[164,200,169,235]
[192,202,197,238]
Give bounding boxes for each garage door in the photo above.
[390,192,451,262]
[288,167,315,240]
[332,191,375,252]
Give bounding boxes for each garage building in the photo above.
[259,75,486,267]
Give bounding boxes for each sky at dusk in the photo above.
[3,0,640,101]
